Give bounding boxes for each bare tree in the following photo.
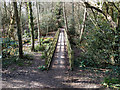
[36,2,41,45]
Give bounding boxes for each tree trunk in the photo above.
[79,6,87,41]
[51,2,53,19]
[8,11,16,40]
[19,2,23,37]
[46,7,49,36]
[116,10,120,80]
[57,2,62,28]
[27,2,35,51]
[36,2,41,45]
[63,2,68,31]
[13,2,23,58]
[72,2,75,30]
[4,1,7,18]
[77,3,81,33]
[2,24,5,38]
[46,24,48,36]
[115,11,120,64]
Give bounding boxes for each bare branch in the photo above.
[84,2,117,28]
[112,3,120,12]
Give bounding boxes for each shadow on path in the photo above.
[2,28,106,89]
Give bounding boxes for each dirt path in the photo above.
[2,29,106,89]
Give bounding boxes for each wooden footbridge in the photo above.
[45,28,74,70]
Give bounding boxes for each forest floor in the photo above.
[2,29,109,89]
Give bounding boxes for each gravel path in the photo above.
[2,29,106,89]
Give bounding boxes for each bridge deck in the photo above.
[52,29,68,70]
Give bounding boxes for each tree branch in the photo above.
[84,2,117,29]
[111,2,120,12]
[84,2,105,15]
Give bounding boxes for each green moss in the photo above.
[35,45,45,52]
[103,77,120,89]
[41,53,46,59]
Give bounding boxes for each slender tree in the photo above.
[69,2,75,35]
[36,2,41,45]
[72,2,75,31]
[27,2,35,51]
[8,8,16,40]
[13,2,23,58]
[46,6,49,36]
[79,5,87,41]
[77,3,81,34]
[4,2,7,18]
[63,2,68,31]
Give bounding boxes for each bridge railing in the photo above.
[45,29,60,70]
[64,29,74,70]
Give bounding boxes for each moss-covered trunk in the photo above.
[27,2,35,51]
[8,11,16,40]
[13,2,23,58]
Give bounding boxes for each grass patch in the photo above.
[2,54,33,68]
